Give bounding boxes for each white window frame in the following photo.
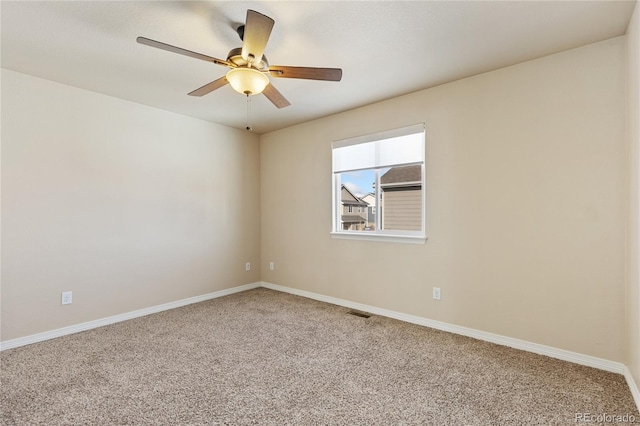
[331,123,427,244]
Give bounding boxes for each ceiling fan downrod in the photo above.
[245,94,253,132]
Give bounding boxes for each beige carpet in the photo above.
[1,288,638,425]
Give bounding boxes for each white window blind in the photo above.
[332,123,425,173]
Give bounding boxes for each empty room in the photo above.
[2,1,640,424]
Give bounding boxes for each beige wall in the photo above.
[627,1,640,390]
[261,37,627,361]
[1,70,261,341]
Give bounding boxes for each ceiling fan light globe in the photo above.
[226,68,269,96]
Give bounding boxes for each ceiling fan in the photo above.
[137,9,342,109]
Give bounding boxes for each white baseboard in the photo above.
[624,365,640,412]
[0,282,261,351]
[260,281,626,375]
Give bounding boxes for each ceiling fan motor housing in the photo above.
[227,47,268,70]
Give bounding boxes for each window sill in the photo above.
[330,231,427,244]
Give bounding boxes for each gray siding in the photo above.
[381,189,422,231]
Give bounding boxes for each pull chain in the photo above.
[245,94,252,132]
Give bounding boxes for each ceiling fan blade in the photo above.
[188,77,229,96]
[241,10,274,65]
[262,83,291,109]
[137,36,233,67]
[268,66,342,81]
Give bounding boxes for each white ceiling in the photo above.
[1,1,636,134]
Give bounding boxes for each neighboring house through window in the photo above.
[360,192,376,230]
[380,165,422,231]
[340,185,369,231]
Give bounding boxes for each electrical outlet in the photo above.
[245,262,251,271]
[269,261,275,271]
[61,291,73,305]
[432,287,441,301]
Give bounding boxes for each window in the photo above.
[331,124,426,243]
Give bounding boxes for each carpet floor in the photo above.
[1,288,638,425]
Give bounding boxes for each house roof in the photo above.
[380,165,422,186]
[341,185,368,206]
[341,215,367,224]
[343,200,369,206]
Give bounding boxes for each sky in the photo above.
[340,169,376,197]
